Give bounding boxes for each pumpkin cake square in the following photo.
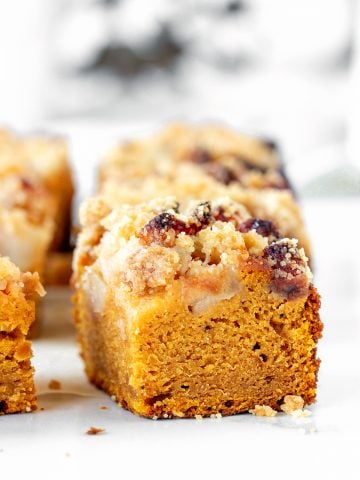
[0,128,74,281]
[73,196,322,418]
[0,256,45,414]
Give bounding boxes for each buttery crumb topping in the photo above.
[249,405,277,417]
[0,257,45,303]
[100,123,285,191]
[0,174,53,225]
[75,196,313,309]
[264,239,312,299]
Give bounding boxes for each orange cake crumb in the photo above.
[0,256,45,414]
[86,427,105,435]
[48,379,62,390]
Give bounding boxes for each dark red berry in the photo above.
[263,241,308,299]
[212,206,232,223]
[205,164,238,185]
[239,218,280,239]
[189,148,212,164]
[20,177,35,191]
[240,159,267,174]
[139,208,211,246]
[139,212,187,246]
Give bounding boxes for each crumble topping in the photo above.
[100,123,283,192]
[0,174,53,225]
[280,395,308,416]
[249,405,278,417]
[0,257,45,299]
[188,148,288,189]
[264,238,312,299]
[121,245,181,293]
[75,196,312,307]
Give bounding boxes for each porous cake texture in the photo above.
[99,124,310,256]
[73,196,322,418]
[0,128,74,279]
[0,256,45,414]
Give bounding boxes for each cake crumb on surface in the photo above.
[280,395,305,414]
[289,408,311,418]
[100,405,108,410]
[48,379,62,390]
[249,405,278,417]
[210,413,223,419]
[86,427,105,435]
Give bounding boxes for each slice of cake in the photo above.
[0,256,45,414]
[98,123,310,256]
[73,196,322,418]
[0,168,55,276]
[0,128,74,280]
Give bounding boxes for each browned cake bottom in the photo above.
[74,269,322,419]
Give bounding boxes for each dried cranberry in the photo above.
[212,206,232,223]
[264,242,291,267]
[139,212,187,246]
[205,164,238,185]
[20,177,35,191]
[261,138,278,151]
[212,206,243,228]
[239,218,280,239]
[139,209,209,246]
[240,159,267,174]
[264,241,308,299]
[189,147,212,164]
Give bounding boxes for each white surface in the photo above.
[1,197,359,479]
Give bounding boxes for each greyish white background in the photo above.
[0,1,359,479]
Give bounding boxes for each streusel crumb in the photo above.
[249,405,278,417]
